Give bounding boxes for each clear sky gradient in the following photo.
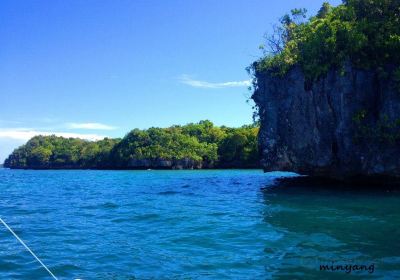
[0,0,341,162]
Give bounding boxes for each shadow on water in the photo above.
[270,175,400,192]
[259,176,400,279]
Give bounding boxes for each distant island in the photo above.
[4,120,260,170]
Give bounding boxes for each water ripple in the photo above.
[0,169,398,279]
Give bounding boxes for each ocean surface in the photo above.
[0,169,399,279]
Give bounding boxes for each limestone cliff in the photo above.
[252,62,400,180]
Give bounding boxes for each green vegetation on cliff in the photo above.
[4,121,259,169]
[253,0,400,83]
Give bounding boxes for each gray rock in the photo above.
[252,62,400,180]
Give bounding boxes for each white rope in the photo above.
[0,217,58,280]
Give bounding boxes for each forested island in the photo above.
[4,121,260,169]
[252,0,400,180]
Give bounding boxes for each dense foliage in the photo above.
[4,136,119,169]
[4,121,260,169]
[253,0,400,83]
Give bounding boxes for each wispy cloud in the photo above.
[66,122,116,130]
[179,74,251,89]
[0,128,107,141]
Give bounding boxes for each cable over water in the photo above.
[0,217,58,280]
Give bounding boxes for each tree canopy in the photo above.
[253,0,400,83]
[4,121,260,169]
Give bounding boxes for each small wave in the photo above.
[158,190,180,195]
[101,202,119,209]
[134,213,160,221]
[111,217,130,223]
[208,212,226,217]
[112,213,160,223]
[184,192,196,196]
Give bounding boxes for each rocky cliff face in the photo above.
[252,63,400,180]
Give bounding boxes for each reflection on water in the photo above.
[261,184,400,279]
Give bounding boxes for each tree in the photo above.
[4,122,260,169]
[28,146,52,167]
[317,2,332,18]
[254,0,400,83]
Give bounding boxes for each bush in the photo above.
[253,0,400,83]
[4,121,260,169]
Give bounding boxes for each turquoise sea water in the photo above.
[0,169,399,279]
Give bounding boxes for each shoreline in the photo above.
[1,167,264,171]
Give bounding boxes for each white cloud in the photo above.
[179,75,251,89]
[0,128,107,141]
[66,122,116,130]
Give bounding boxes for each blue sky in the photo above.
[0,0,341,162]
